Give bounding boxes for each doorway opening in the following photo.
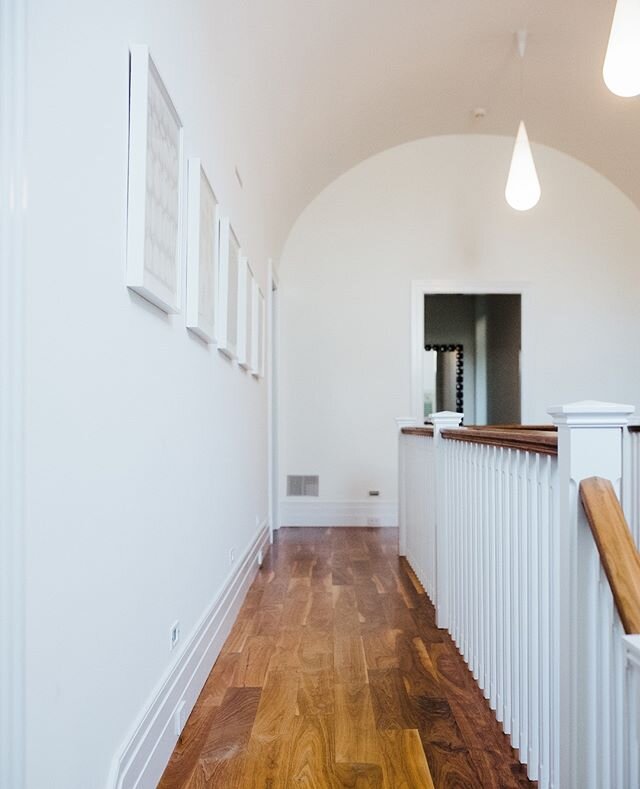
[423,293,521,425]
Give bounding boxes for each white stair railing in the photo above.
[398,401,639,789]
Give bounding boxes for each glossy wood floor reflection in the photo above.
[159,528,534,788]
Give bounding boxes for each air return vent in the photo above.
[287,475,319,497]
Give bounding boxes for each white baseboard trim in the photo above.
[279,500,398,528]
[107,521,270,789]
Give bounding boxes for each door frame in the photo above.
[1,0,27,785]
[267,260,279,540]
[411,279,530,424]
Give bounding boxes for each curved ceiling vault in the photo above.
[211,0,639,252]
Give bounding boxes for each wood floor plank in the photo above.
[334,633,369,684]
[368,668,418,731]
[196,686,261,786]
[362,629,402,670]
[231,635,276,687]
[280,713,336,788]
[377,728,436,789]
[240,669,299,789]
[334,682,379,764]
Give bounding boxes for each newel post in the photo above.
[430,410,464,629]
[548,400,634,789]
[396,416,418,556]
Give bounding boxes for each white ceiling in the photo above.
[210,0,639,249]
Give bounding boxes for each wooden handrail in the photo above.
[580,477,640,635]
[401,426,434,436]
[629,425,640,433]
[461,424,557,431]
[440,427,558,455]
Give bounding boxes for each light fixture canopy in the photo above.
[505,120,541,211]
[603,0,640,97]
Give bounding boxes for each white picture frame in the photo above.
[126,45,184,313]
[257,287,266,378]
[237,257,254,370]
[217,218,241,358]
[250,278,260,375]
[185,159,218,342]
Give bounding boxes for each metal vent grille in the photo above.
[287,475,319,497]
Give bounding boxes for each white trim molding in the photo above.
[107,522,270,789]
[267,258,279,539]
[0,1,27,787]
[280,500,398,528]
[411,279,530,424]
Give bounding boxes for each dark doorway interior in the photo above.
[424,294,521,425]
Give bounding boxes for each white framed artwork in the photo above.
[250,278,260,374]
[257,287,266,378]
[237,257,254,370]
[251,282,266,379]
[126,45,184,313]
[217,218,241,358]
[185,159,218,342]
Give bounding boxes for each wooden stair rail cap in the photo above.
[580,477,640,635]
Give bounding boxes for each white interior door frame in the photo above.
[267,260,279,539]
[411,279,530,424]
[0,0,27,786]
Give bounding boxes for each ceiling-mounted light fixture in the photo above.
[603,0,640,97]
[505,30,541,212]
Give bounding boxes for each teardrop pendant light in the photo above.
[603,0,640,97]
[505,30,541,212]
[505,121,541,211]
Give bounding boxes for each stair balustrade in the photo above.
[398,401,639,789]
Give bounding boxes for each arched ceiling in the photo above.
[209,0,639,251]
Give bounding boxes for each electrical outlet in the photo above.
[169,621,180,651]
[174,700,187,736]
[229,547,235,565]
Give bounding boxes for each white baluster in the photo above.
[430,411,463,628]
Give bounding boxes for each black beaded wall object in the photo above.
[424,343,464,415]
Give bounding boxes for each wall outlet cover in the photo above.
[170,621,180,651]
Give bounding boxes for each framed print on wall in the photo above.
[126,45,184,313]
[257,287,266,378]
[250,278,260,375]
[185,159,218,342]
[251,281,265,379]
[237,257,254,370]
[217,218,241,358]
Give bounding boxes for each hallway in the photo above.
[159,528,533,788]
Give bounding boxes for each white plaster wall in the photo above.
[279,135,640,507]
[25,2,270,787]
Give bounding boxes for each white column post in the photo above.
[430,410,464,629]
[548,400,634,789]
[0,1,27,787]
[396,416,418,556]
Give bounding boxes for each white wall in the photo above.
[279,135,640,514]
[25,2,272,788]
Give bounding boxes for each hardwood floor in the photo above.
[159,527,534,788]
